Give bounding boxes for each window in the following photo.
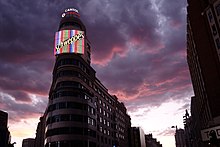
[99,117,102,123]
[215,38,220,49]
[99,107,102,113]
[57,70,79,78]
[216,4,220,16]
[208,10,213,22]
[84,94,90,100]
[59,102,66,109]
[212,24,217,36]
[99,126,103,132]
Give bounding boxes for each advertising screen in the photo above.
[54,30,84,55]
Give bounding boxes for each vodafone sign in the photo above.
[201,126,220,141]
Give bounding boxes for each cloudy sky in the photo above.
[0,0,193,146]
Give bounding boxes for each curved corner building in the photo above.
[45,8,131,147]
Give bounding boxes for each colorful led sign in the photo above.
[54,30,84,55]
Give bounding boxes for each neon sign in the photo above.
[54,30,85,55]
[64,8,79,13]
[62,8,80,18]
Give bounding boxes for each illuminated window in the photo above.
[99,108,102,113]
[99,126,103,132]
[99,117,102,123]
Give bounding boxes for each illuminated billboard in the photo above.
[54,30,84,55]
[61,8,80,18]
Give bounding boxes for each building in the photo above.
[44,8,131,147]
[34,116,45,147]
[187,0,220,146]
[174,129,186,147]
[130,127,146,147]
[145,134,162,147]
[22,138,35,147]
[0,110,11,147]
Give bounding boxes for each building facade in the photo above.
[22,138,35,147]
[44,8,131,147]
[35,116,45,147]
[0,110,10,147]
[130,127,146,147]
[187,0,220,146]
[145,134,162,147]
[175,129,186,147]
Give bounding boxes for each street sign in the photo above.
[201,125,220,141]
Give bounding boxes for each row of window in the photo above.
[98,99,112,112]
[98,107,110,118]
[46,127,96,138]
[55,81,94,102]
[57,59,90,75]
[55,81,83,90]
[50,90,83,99]
[98,116,110,127]
[46,114,96,126]
[97,125,124,140]
[57,58,78,66]
[56,70,91,88]
[56,70,79,78]
[45,140,96,147]
[97,117,124,134]
[98,125,110,136]
[47,102,95,115]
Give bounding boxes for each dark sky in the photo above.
[0,0,192,146]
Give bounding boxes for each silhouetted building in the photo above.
[44,8,131,147]
[130,127,146,147]
[175,129,186,147]
[145,134,162,147]
[0,110,11,147]
[35,116,45,147]
[187,0,220,146]
[182,110,193,147]
[22,138,35,147]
